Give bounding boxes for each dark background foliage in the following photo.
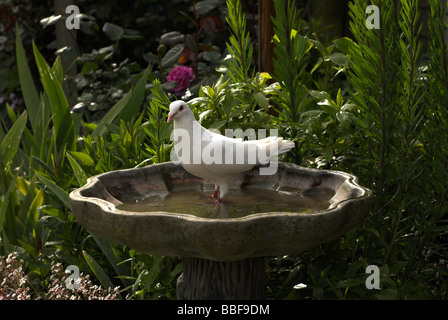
[0,0,447,300]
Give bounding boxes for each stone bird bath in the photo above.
[69,162,373,299]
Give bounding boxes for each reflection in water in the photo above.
[117,188,335,219]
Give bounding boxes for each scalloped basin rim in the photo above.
[69,162,373,261]
[71,162,370,221]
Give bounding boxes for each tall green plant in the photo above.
[191,0,276,132]
[225,0,253,84]
[3,26,157,296]
[383,0,426,263]
[143,80,173,164]
[346,0,448,298]
[269,0,314,165]
[426,2,448,203]
[271,0,313,124]
[348,0,402,204]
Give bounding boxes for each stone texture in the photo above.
[69,162,373,261]
[177,257,266,300]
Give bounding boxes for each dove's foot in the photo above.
[201,198,222,205]
[200,194,222,204]
[215,197,223,204]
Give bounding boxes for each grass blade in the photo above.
[83,250,115,290]
[91,235,134,289]
[16,23,40,131]
[119,64,151,123]
[0,171,20,236]
[0,112,27,167]
[34,171,71,209]
[91,90,132,138]
[91,64,151,138]
[32,41,75,150]
[66,152,88,186]
[23,189,44,239]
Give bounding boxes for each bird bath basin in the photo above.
[69,162,372,299]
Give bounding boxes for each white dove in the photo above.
[167,100,295,203]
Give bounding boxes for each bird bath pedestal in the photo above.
[69,162,372,300]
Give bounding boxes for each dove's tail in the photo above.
[254,137,295,164]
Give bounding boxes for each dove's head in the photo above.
[167,100,191,122]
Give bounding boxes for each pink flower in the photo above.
[166,66,194,96]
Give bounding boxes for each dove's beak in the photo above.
[167,112,176,122]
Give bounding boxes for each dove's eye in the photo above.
[179,105,184,111]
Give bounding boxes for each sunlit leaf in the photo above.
[0,112,27,166]
[161,44,184,69]
[66,152,88,186]
[16,24,39,131]
[34,171,71,209]
[83,250,115,290]
[103,22,124,41]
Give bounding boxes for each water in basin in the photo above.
[116,187,335,219]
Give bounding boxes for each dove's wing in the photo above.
[198,128,256,177]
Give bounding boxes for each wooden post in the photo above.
[54,0,77,107]
[311,0,348,36]
[258,0,276,74]
[177,257,267,300]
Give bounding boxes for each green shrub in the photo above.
[1,0,447,300]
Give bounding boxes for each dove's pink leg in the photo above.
[213,183,228,204]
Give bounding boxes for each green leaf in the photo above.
[374,289,398,300]
[66,152,88,186]
[91,90,132,138]
[318,101,338,122]
[103,22,124,41]
[23,189,43,239]
[34,171,71,209]
[32,41,74,150]
[118,65,151,123]
[0,171,20,235]
[272,28,298,42]
[329,52,349,67]
[309,38,329,56]
[80,61,99,74]
[91,235,134,288]
[193,0,221,15]
[209,120,227,130]
[51,56,64,84]
[6,103,17,123]
[91,64,151,138]
[161,44,184,69]
[83,250,115,290]
[324,146,333,163]
[311,58,324,74]
[229,104,249,118]
[254,92,269,109]
[0,112,27,166]
[16,239,37,257]
[333,37,355,54]
[16,24,40,131]
[258,72,271,85]
[68,151,95,167]
[309,90,331,101]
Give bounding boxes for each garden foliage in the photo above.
[0,0,447,299]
